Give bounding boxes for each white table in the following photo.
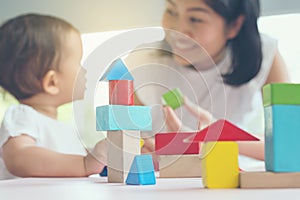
[1,176,299,200]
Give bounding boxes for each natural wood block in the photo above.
[240,171,300,188]
[159,155,202,178]
[107,130,140,183]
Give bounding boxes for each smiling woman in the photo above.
[124,0,290,161]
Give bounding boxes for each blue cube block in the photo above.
[126,155,156,185]
[265,105,300,172]
[96,105,152,131]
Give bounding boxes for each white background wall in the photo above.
[0,0,165,33]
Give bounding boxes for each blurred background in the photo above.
[0,0,299,142]
[0,0,299,33]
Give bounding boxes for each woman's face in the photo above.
[162,0,233,67]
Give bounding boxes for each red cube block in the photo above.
[109,80,134,105]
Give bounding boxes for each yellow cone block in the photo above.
[202,141,239,188]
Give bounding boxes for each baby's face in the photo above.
[56,30,86,104]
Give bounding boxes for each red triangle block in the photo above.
[186,120,259,143]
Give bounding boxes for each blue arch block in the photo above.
[265,105,300,172]
[126,155,156,185]
[96,105,152,131]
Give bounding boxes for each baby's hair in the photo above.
[0,13,79,100]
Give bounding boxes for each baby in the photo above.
[0,14,106,179]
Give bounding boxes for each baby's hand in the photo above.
[84,139,107,175]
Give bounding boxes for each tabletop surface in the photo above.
[1,175,300,200]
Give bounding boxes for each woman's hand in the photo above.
[164,96,214,132]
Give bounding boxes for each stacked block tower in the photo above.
[240,83,300,188]
[96,59,155,184]
[263,83,300,172]
[190,120,259,188]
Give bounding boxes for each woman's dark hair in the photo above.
[0,14,78,100]
[205,0,262,86]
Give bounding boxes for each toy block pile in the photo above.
[157,88,260,187]
[96,59,156,185]
[190,120,259,188]
[240,83,300,188]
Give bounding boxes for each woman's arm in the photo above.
[238,49,290,161]
[237,141,265,160]
[265,50,290,84]
[2,135,106,177]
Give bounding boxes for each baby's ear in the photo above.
[42,70,59,95]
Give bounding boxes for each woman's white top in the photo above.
[127,34,277,137]
[0,104,86,179]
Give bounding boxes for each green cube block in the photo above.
[263,83,300,106]
[162,88,184,110]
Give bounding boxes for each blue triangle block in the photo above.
[100,59,134,81]
[126,155,156,185]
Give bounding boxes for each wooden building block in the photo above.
[96,105,152,131]
[202,142,239,188]
[263,83,300,106]
[264,105,300,172]
[109,80,134,105]
[100,58,134,81]
[159,155,202,178]
[126,155,156,185]
[189,120,259,143]
[240,171,300,188]
[162,88,184,110]
[107,130,140,183]
[155,132,199,155]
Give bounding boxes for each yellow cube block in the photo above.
[201,141,239,188]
